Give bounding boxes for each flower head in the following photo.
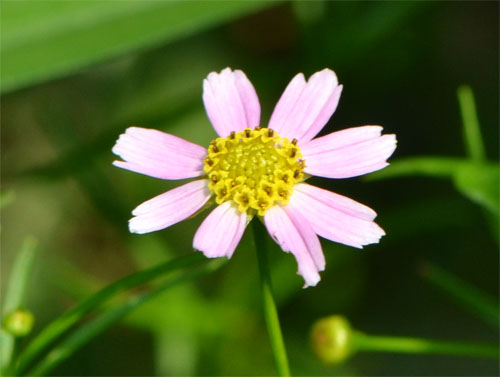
[112,68,397,287]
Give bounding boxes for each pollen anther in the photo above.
[204,128,305,216]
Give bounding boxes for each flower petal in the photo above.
[112,127,206,180]
[301,126,397,179]
[129,180,211,234]
[193,201,247,258]
[203,68,260,137]
[264,205,324,287]
[268,69,342,143]
[290,183,386,248]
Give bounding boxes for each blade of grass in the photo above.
[1,1,276,93]
[2,237,38,316]
[26,260,223,376]
[419,263,499,329]
[1,237,37,374]
[14,252,206,375]
[365,157,469,180]
[457,85,486,162]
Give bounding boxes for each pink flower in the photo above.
[112,68,397,287]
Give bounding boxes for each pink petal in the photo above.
[112,127,206,180]
[301,126,397,179]
[193,201,247,258]
[203,68,261,137]
[290,183,386,248]
[268,69,342,143]
[129,180,211,234]
[264,205,324,287]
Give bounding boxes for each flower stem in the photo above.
[252,220,291,377]
[354,332,499,359]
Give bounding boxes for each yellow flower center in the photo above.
[204,127,305,216]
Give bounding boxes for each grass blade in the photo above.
[14,253,206,375]
[2,237,37,316]
[419,263,499,329]
[1,237,37,374]
[1,1,276,94]
[457,85,486,162]
[26,260,223,376]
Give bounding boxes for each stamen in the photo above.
[204,128,304,215]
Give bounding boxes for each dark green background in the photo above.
[2,1,498,375]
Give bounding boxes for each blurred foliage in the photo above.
[1,1,499,376]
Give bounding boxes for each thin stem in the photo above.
[27,261,222,376]
[355,332,499,359]
[457,85,486,162]
[14,253,206,375]
[252,220,290,377]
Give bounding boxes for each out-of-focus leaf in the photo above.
[453,163,499,216]
[0,190,15,209]
[14,253,207,375]
[2,237,37,316]
[1,1,276,94]
[419,263,499,329]
[367,157,499,217]
[0,329,15,373]
[0,236,37,374]
[26,260,223,377]
[292,0,327,25]
[366,157,467,180]
[457,85,486,162]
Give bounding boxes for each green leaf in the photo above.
[367,157,499,217]
[14,253,206,375]
[453,163,499,216]
[0,329,15,374]
[419,263,499,329]
[2,237,37,315]
[0,190,15,210]
[0,236,37,374]
[26,260,223,377]
[1,1,276,94]
[457,85,486,162]
[365,156,467,180]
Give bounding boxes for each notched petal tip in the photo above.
[203,67,261,137]
[269,68,342,143]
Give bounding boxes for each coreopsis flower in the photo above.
[112,68,396,287]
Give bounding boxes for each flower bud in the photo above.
[3,310,34,337]
[310,315,354,364]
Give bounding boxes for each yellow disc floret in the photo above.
[204,127,305,216]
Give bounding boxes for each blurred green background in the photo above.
[1,1,498,376]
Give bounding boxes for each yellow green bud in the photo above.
[3,310,34,337]
[310,315,354,364]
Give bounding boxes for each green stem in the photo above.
[457,85,486,162]
[355,332,499,359]
[252,220,290,377]
[14,253,206,375]
[26,261,221,376]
